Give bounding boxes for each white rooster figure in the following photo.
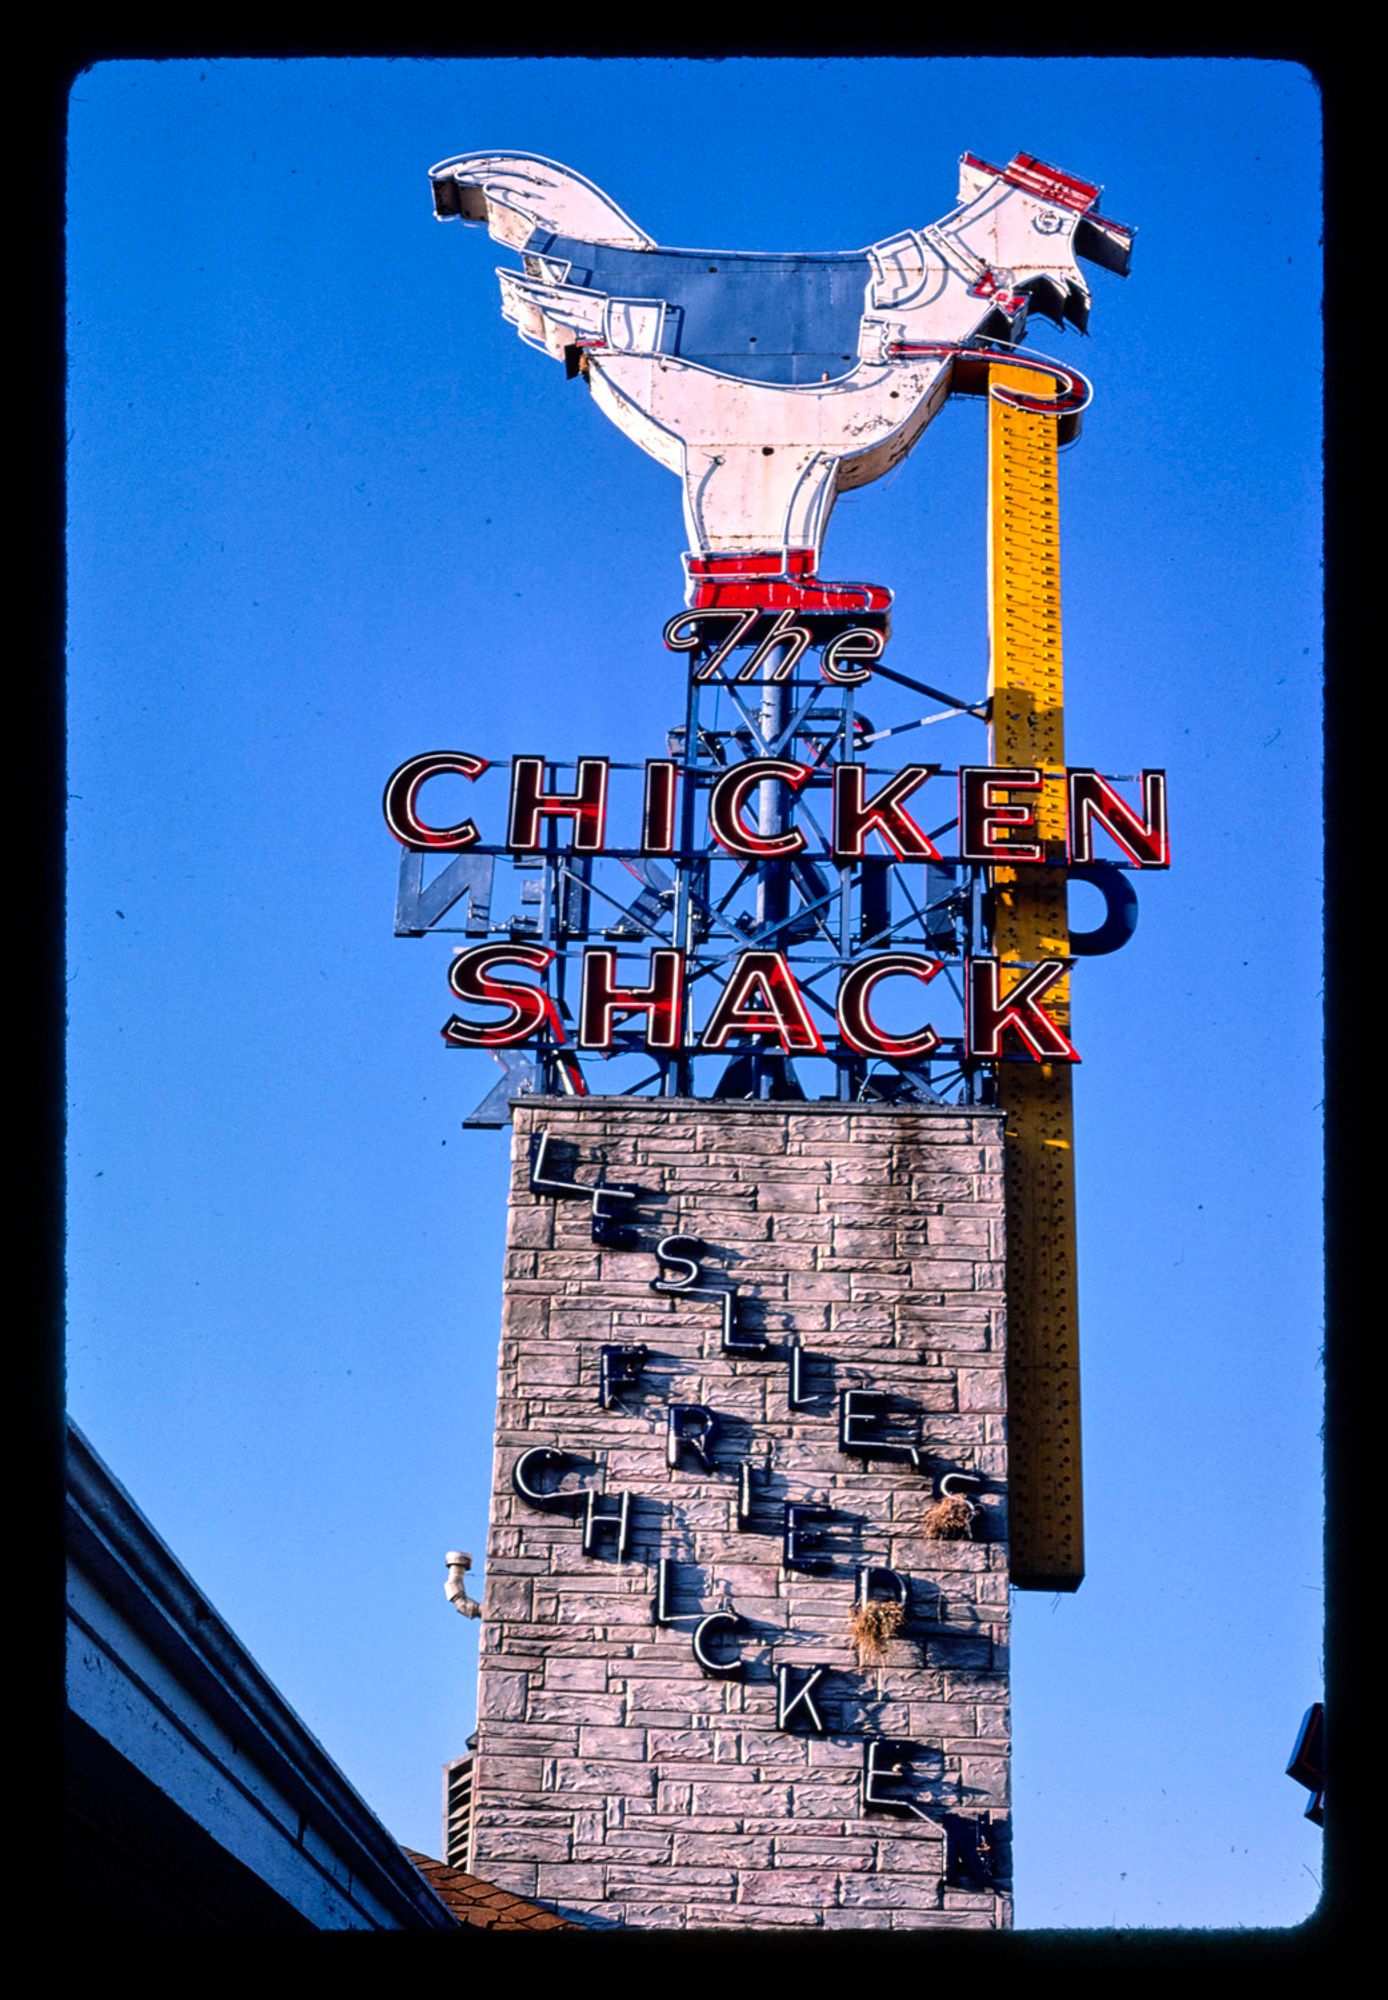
[430,150,1132,615]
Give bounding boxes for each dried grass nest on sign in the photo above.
[849,1598,905,1663]
[923,1493,977,1540]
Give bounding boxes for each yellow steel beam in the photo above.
[987,363,1083,1591]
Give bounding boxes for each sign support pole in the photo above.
[987,363,1083,1591]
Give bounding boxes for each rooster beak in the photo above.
[1075,212,1135,279]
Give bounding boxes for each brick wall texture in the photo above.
[470,1097,1012,1930]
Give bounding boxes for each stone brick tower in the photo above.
[468,1096,1011,1930]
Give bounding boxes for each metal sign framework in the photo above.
[397,644,1001,1116]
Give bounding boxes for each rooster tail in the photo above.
[429,151,654,252]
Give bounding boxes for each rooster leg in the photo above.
[590,351,922,613]
[680,448,889,615]
[680,446,838,559]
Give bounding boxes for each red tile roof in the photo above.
[403,1850,575,1930]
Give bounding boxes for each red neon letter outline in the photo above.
[641,761,679,855]
[959,767,1045,864]
[508,757,610,853]
[1067,769,1170,867]
[965,957,1079,1063]
[383,751,489,851]
[579,948,685,1051]
[442,944,564,1049]
[837,954,943,1059]
[699,950,825,1054]
[708,761,810,859]
[832,764,942,860]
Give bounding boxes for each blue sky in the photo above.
[66,56,1323,1927]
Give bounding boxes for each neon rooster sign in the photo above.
[429,149,1132,619]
